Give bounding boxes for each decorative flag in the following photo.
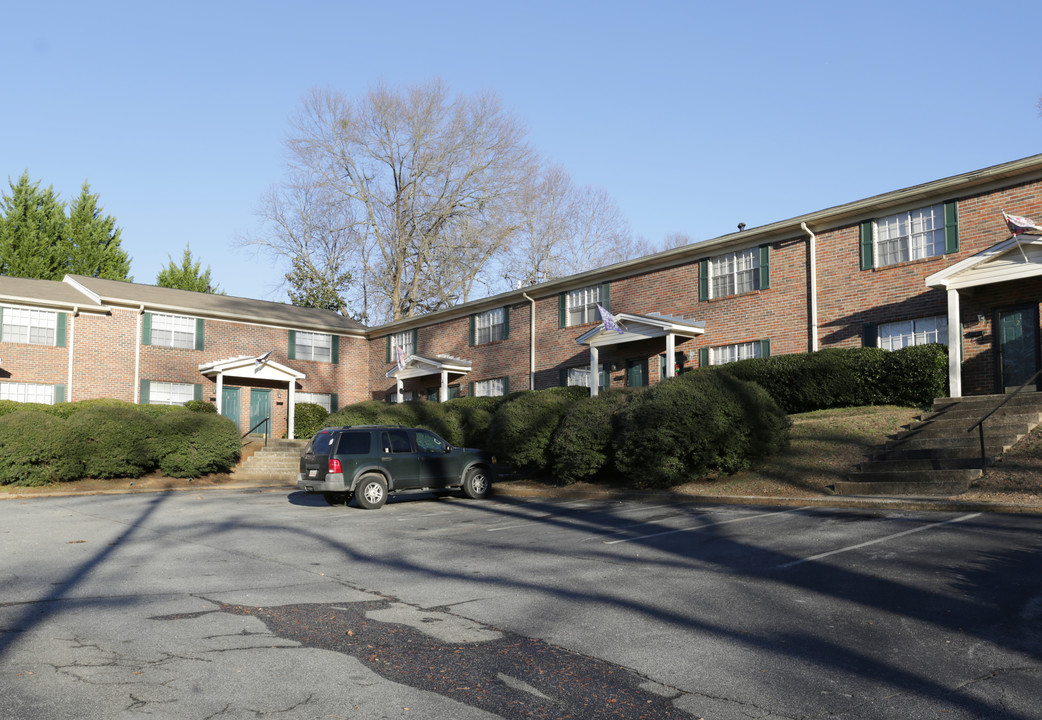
[597,304,625,334]
[253,349,273,370]
[395,344,407,371]
[1003,210,1042,236]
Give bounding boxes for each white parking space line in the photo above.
[603,507,811,544]
[777,512,982,569]
[484,500,598,532]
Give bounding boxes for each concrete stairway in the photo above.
[231,439,307,483]
[835,392,1042,496]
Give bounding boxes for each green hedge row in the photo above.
[0,400,239,486]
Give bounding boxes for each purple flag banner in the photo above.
[597,304,625,334]
[1003,210,1042,236]
[395,344,407,371]
[254,349,273,371]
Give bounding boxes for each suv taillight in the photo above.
[329,458,343,474]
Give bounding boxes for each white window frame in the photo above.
[472,377,506,397]
[147,381,194,406]
[474,308,505,345]
[874,204,946,268]
[709,247,759,299]
[150,313,196,349]
[296,392,332,411]
[295,331,332,362]
[1,307,57,346]
[877,315,948,351]
[566,286,601,327]
[710,341,763,366]
[0,382,56,404]
[390,330,415,357]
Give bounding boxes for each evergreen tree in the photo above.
[0,171,67,279]
[285,257,353,315]
[66,182,132,280]
[156,244,223,294]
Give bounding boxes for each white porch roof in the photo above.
[575,312,706,348]
[199,355,305,382]
[926,235,1042,290]
[385,354,472,380]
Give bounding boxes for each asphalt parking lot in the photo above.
[1,488,1040,719]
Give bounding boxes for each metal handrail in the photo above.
[241,416,271,446]
[966,367,1042,470]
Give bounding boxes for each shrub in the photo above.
[443,397,497,448]
[294,402,330,439]
[883,343,948,407]
[0,411,82,486]
[138,403,183,419]
[65,405,158,479]
[550,388,638,484]
[183,400,217,413]
[613,370,790,488]
[153,411,240,477]
[325,400,392,428]
[48,397,141,419]
[487,386,589,472]
[0,400,46,418]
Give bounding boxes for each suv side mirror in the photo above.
[444,444,452,453]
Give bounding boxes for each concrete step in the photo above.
[900,419,1033,438]
[886,435,1022,451]
[858,457,985,472]
[834,477,977,496]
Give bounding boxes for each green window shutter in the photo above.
[559,368,568,387]
[862,323,878,348]
[288,330,297,360]
[193,383,203,401]
[501,376,509,395]
[600,282,611,310]
[195,318,204,351]
[699,347,709,367]
[599,367,610,390]
[53,383,66,404]
[411,329,418,355]
[759,244,770,290]
[386,335,392,363]
[331,335,339,364]
[698,259,709,301]
[558,292,567,328]
[468,381,475,397]
[56,312,67,347]
[0,307,4,339]
[469,315,476,346]
[330,394,339,412]
[502,305,510,340]
[142,312,152,345]
[140,379,150,404]
[760,339,771,358]
[660,354,667,379]
[944,200,959,254]
[859,220,875,271]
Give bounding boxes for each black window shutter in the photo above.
[600,282,610,310]
[859,221,875,271]
[469,315,476,346]
[862,323,878,348]
[699,347,709,367]
[760,339,771,358]
[195,318,205,351]
[288,330,297,360]
[698,259,709,301]
[56,312,67,347]
[759,245,770,290]
[331,335,339,364]
[142,312,152,346]
[558,292,567,328]
[944,200,959,254]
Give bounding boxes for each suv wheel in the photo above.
[355,474,388,510]
[462,468,490,499]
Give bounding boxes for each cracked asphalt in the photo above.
[1,488,1040,719]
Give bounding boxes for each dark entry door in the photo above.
[996,305,1040,393]
[221,387,240,430]
[249,389,272,436]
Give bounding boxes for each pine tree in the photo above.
[156,244,223,294]
[65,182,132,280]
[0,171,67,279]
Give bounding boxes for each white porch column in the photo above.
[396,376,404,403]
[215,372,224,414]
[590,345,600,397]
[665,333,676,378]
[947,287,962,398]
[287,381,296,440]
[439,369,449,402]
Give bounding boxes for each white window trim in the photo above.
[472,377,506,397]
[475,308,505,345]
[565,286,601,327]
[296,392,332,411]
[391,330,415,357]
[150,313,196,349]
[709,247,759,299]
[710,341,762,366]
[877,315,949,351]
[147,380,194,406]
[1,306,58,346]
[0,381,56,404]
[873,204,945,268]
[295,331,332,362]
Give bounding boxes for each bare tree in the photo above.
[248,80,538,323]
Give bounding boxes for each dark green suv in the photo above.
[297,425,495,509]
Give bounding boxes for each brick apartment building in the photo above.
[4,154,1042,437]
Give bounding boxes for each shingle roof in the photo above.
[0,275,107,312]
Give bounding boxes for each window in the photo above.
[707,340,768,366]
[336,431,371,455]
[563,365,609,390]
[710,247,759,298]
[1,307,59,346]
[297,392,333,411]
[145,381,195,406]
[295,331,332,362]
[472,307,507,345]
[382,429,412,454]
[425,385,460,402]
[389,329,415,359]
[0,382,58,404]
[565,285,602,327]
[149,313,197,349]
[862,202,958,270]
[877,316,948,351]
[415,430,446,453]
[471,377,507,397]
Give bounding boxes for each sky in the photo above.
[3,0,1041,304]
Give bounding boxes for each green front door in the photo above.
[249,389,272,436]
[626,359,648,387]
[221,387,241,430]
[996,306,1040,393]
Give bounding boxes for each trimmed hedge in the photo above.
[487,386,589,472]
[153,411,240,478]
[294,402,330,439]
[550,388,639,485]
[613,370,791,488]
[66,406,157,479]
[0,411,82,486]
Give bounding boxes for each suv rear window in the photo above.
[336,431,372,455]
[306,431,336,455]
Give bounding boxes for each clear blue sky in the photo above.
[3,0,1040,303]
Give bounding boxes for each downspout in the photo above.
[134,304,144,403]
[801,222,819,352]
[66,307,78,401]
[522,292,536,390]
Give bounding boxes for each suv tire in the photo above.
[355,474,388,510]
[462,467,491,499]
